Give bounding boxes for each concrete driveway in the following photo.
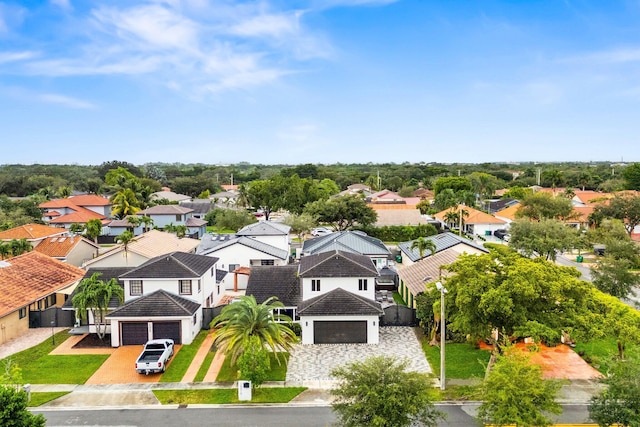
[285,327,431,388]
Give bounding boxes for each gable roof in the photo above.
[179,201,217,215]
[0,223,67,240]
[237,221,291,236]
[398,232,488,262]
[297,287,383,316]
[396,249,462,297]
[302,231,389,257]
[373,209,429,226]
[299,250,378,278]
[62,267,133,310]
[137,205,193,215]
[495,202,521,222]
[0,251,85,317]
[83,230,201,267]
[107,289,200,318]
[67,194,111,206]
[572,190,613,206]
[434,205,506,225]
[198,235,288,259]
[34,236,98,258]
[245,265,301,307]
[120,251,219,279]
[151,191,191,203]
[44,204,107,225]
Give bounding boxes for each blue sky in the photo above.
[1,0,640,166]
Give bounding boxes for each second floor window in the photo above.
[312,279,321,292]
[130,280,143,296]
[359,279,368,291]
[261,259,275,266]
[180,280,192,295]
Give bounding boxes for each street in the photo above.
[36,403,593,426]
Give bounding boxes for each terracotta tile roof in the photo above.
[0,251,85,317]
[573,191,612,206]
[0,223,67,240]
[48,206,106,224]
[434,205,506,225]
[495,203,521,222]
[34,236,98,258]
[68,194,111,206]
[568,206,594,224]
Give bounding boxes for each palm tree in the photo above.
[410,237,437,260]
[10,238,32,256]
[116,230,135,263]
[0,242,12,259]
[110,188,141,219]
[85,218,102,244]
[72,272,124,340]
[125,215,141,232]
[210,295,298,366]
[444,210,459,230]
[139,215,154,233]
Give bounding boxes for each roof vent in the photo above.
[0,260,11,268]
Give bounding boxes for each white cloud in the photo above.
[230,12,300,38]
[0,51,38,64]
[312,0,399,7]
[50,0,72,11]
[38,93,96,109]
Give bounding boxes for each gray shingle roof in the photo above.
[398,232,488,262]
[120,251,219,279]
[198,235,288,259]
[299,250,378,278]
[106,289,200,318]
[245,265,301,307]
[297,288,383,316]
[302,231,390,257]
[179,201,216,215]
[185,217,207,227]
[237,221,290,236]
[216,269,228,283]
[62,267,133,310]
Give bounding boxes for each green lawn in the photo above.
[28,391,70,407]
[573,338,640,374]
[153,387,306,404]
[206,226,236,234]
[194,349,217,382]
[1,330,109,384]
[160,330,209,383]
[422,340,490,379]
[216,353,289,382]
[392,292,406,305]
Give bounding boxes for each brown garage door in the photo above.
[121,322,149,345]
[153,321,181,344]
[313,321,367,344]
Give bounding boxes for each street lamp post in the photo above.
[435,281,447,390]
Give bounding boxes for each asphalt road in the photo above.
[36,403,593,427]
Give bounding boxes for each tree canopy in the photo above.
[516,192,575,221]
[589,358,640,427]
[72,273,124,340]
[304,195,377,231]
[592,195,640,237]
[508,218,578,261]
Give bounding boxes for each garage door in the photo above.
[313,321,367,344]
[153,321,181,344]
[121,322,149,345]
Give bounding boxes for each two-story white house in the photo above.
[134,205,207,238]
[105,252,220,347]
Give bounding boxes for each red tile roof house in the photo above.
[0,223,68,245]
[0,251,84,345]
[433,204,507,241]
[33,235,100,267]
[39,194,111,229]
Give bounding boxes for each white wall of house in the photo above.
[82,251,150,269]
[206,244,287,290]
[109,315,198,347]
[84,205,112,216]
[299,315,380,344]
[468,223,507,238]
[66,241,99,267]
[147,213,190,229]
[301,277,376,301]
[243,234,289,253]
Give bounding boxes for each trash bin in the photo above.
[238,380,252,401]
[395,254,402,263]
[576,255,584,263]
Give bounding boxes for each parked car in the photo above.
[135,339,174,375]
[494,229,510,241]
[311,227,333,237]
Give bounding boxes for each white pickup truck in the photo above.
[135,339,174,375]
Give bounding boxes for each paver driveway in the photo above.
[286,327,431,385]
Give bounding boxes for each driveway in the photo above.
[285,327,431,387]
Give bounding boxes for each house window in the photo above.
[198,280,201,292]
[261,259,275,266]
[130,280,143,296]
[229,264,239,272]
[359,279,368,291]
[312,279,321,292]
[193,313,197,325]
[19,308,27,319]
[217,285,220,295]
[50,295,57,306]
[37,300,42,310]
[211,267,214,277]
[180,280,192,295]
[176,214,183,221]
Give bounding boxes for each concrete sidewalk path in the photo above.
[181,332,214,383]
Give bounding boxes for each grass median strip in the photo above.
[153,387,307,404]
[422,340,490,379]
[194,350,216,382]
[160,330,208,382]
[28,391,71,407]
[216,352,289,382]
[2,330,109,384]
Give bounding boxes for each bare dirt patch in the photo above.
[73,334,112,348]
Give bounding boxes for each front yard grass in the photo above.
[194,349,217,382]
[216,353,289,382]
[422,340,490,379]
[153,387,306,404]
[392,292,406,305]
[573,337,640,375]
[160,330,209,382]
[2,330,109,384]
[28,391,70,407]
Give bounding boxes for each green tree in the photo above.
[410,236,437,259]
[592,256,640,299]
[330,355,444,427]
[72,272,124,340]
[0,386,46,427]
[508,218,578,261]
[468,172,499,200]
[282,212,317,242]
[503,186,533,200]
[304,195,377,231]
[433,176,472,195]
[516,192,576,221]
[589,359,640,427]
[68,222,85,235]
[210,295,297,366]
[622,162,640,190]
[206,208,257,231]
[236,335,270,388]
[593,195,640,237]
[116,230,135,262]
[110,188,141,219]
[85,218,103,244]
[139,215,154,233]
[477,349,562,427]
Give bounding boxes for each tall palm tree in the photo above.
[110,188,141,219]
[444,210,459,229]
[125,215,141,232]
[72,272,124,340]
[116,230,135,263]
[85,218,103,244]
[211,295,298,366]
[0,242,12,259]
[10,238,32,256]
[410,237,437,260]
[139,215,154,233]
